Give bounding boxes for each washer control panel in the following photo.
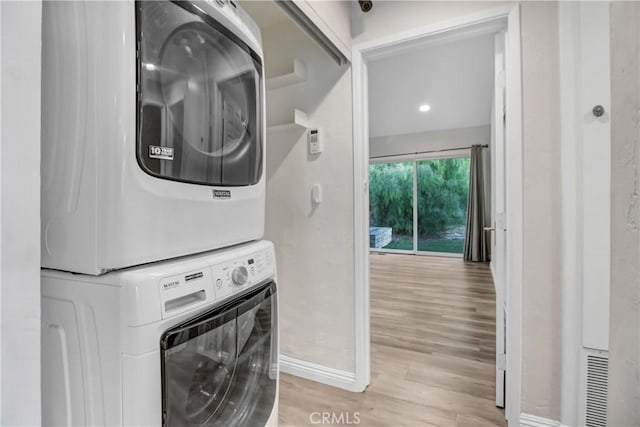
[232,266,249,286]
[210,247,275,301]
[155,242,276,320]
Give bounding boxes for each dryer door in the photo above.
[160,281,277,427]
[137,1,263,187]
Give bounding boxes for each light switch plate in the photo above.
[312,184,322,204]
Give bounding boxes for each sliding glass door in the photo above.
[416,158,470,254]
[369,155,470,256]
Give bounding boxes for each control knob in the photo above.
[231,266,249,286]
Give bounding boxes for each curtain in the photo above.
[463,145,489,262]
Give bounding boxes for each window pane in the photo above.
[369,162,414,250]
[416,158,470,254]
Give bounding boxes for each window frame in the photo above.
[368,149,471,257]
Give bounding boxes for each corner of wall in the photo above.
[0,1,43,425]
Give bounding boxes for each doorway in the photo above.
[366,22,501,420]
[352,5,523,425]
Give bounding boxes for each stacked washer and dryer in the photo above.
[40,1,278,425]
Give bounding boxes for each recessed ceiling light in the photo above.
[419,104,431,112]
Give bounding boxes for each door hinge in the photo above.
[497,353,507,370]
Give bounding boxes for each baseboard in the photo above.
[279,355,358,392]
[519,413,561,427]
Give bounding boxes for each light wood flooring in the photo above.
[278,253,506,427]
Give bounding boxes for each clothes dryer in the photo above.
[42,0,266,274]
[41,240,278,426]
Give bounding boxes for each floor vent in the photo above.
[585,354,608,427]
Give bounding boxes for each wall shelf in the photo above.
[266,59,307,90]
[267,109,309,133]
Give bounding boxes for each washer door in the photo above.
[161,282,277,426]
[137,1,263,186]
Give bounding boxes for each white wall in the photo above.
[369,125,490,158]
[608,2,640,425]
[304,0,351,50]
[263,19,355,373]
[520,2,562,421]
[0,1,42,424]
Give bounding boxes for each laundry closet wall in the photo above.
[263,18,356,376]
[303,0,352,52]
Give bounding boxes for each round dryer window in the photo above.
[136,1,263,187]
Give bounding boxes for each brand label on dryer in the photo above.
[212,189,231,200]
[149,145,174,160]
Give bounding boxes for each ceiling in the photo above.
[368,34,495,138]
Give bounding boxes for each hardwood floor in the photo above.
[278,253,506,427]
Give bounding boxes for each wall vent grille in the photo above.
[585,355,608,427]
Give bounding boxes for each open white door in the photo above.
[491,31,507,409]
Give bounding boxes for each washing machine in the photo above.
[41,0,266,275]
[41,240,278,426]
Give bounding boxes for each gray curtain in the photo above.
[463,145,489,262]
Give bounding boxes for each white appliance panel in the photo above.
[41,0,266,275]
[41,240,279,426]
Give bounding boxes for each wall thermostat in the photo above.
[308,128,323,154]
